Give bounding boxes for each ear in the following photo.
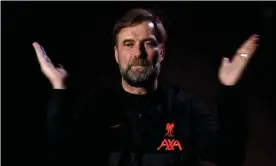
[114,46,119,64]
[160,44,165,62]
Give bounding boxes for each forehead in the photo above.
[117,21,156,42]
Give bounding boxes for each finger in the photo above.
[57,64,64,69]
[234,43,259,62]
[234,34,260,61]
[32,42,53,67]
[247,43,259,56]
[239,37,259,54]
[236,34,259,54]
[56,68,67,77]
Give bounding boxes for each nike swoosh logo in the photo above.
[110,124,121,129]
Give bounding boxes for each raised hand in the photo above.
[218,34,259,86]
[33,42,68,89]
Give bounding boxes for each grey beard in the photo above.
[120,63,161,87]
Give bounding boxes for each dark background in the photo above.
[2,1,276,166]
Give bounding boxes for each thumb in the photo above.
[57,64,64,69]
[221,57,230,66]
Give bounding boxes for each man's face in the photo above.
[114,21,164,87]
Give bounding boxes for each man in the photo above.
[35,8,259,166]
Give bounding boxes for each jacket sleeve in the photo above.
[214,84,248,166]
[45,89,91,165]
[191,83,248,166]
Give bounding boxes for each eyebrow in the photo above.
[122,37,156,44]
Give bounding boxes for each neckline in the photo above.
[118,81,164,98]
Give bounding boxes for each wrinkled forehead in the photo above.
[117,21,156,42]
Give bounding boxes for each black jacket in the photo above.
[45,82,247,166]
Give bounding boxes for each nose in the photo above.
[134,43,147,58]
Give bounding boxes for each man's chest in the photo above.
[78,91,205,165]
[103,101,199,166]
[107,100,194,152]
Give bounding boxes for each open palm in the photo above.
[218,34,259,86]
[33,42,68,89]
